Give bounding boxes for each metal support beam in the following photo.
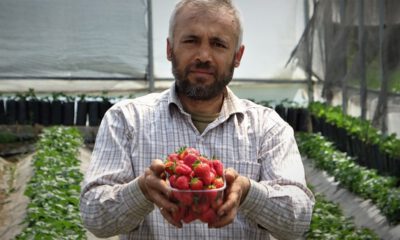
[358,0,367,120]
[147,0,155,92]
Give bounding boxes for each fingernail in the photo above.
[218,210,224,216]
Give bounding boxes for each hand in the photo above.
[210,168,250,228]
[138,159,181,228]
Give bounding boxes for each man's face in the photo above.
[167,7,244,100]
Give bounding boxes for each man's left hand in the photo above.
[209,168,250,228]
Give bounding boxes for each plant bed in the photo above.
[297,132,400,225]
[15,127,86,239]
[306,194,379,240]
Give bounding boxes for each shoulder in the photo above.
[111,90,169,113]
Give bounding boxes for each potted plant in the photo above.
[75,94,87,126]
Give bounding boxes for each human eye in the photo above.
[211,39,228,49]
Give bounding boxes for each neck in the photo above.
[178,91,225,115]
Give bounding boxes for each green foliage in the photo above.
[307,195,379,240]
[16,127,86,239]
[297,132,400,224]
[309,101,400,158]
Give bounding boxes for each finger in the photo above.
[150,159,165,176]
[159,208,182,228]
[218,189,240,216]
[210,208,237,228]
[224,168,238,184]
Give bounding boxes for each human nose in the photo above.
[196,43,212,63]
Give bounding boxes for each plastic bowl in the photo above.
[167,178,226,224]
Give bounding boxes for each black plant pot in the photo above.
[51,100,63,125]
[286,107,298,130]
[6,99,17,125]
[40,101,51,126]
[63,101,75,126]
[0,99,6,124]
[311,115,321,133]
[76,101,88,126]
[88,101,100,126]
[27,99,41,125]
[17,99,28,125]
[275,105,287,121]
[99,100,112,120]
[296,108,310,132]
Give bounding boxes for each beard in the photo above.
[171,53,235,101]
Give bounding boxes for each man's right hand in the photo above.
[138,159,182,228]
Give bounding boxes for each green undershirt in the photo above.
[189,111,219,134]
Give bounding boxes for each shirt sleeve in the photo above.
[239,110,315,240]
[79,106,154,238]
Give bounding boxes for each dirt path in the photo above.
[0,153,34,240]
[303,157,400,240]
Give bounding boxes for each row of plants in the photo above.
[309,101,400,177]
[306,193,379,240]
[296,132,400,224]
[15,127,86,239]
[0,89,130,126]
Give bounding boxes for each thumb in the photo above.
[224,168,238,185]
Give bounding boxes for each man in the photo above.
[80,0,314,239]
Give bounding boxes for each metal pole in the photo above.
[358,0,367,120]
[147,0,155,92]
[303,0,314,103]
[340,0,348,114]
[378,0,388,133]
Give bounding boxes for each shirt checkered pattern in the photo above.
[79,84,315,240]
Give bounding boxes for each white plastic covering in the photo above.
[153,0,307,80]
[0,0,308,93]
[0,0,148,78]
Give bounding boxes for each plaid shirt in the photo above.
[80,84,314,240]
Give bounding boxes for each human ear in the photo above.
[166,38,172,61]
[234,45,245,67]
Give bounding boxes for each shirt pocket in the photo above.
[222,160,261,181]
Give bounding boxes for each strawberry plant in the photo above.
[297,132,400,224]
[307,194,379,240]
[15,127,86,239]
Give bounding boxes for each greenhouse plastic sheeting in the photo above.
[0,0,148,79]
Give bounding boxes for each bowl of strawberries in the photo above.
[164,147,225,225]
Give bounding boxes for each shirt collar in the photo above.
[167,83,245,118]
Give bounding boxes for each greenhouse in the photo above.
[0,0,399,239]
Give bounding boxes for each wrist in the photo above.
[239,176,251,204]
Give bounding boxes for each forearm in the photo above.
[80,177,154,238]
[239,179,314,240]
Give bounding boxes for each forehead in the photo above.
[174,6,238,40]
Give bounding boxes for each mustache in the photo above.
[187,60,216,73]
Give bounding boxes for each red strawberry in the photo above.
[173,191,194,205]
[169,175,177,188]
[190,177,204,190]
[201,171,215,186]
[205,184,218,202]
[212,177,224,189]
[192,201,210,214]
[211,197,223,210]
[167,153,180,162]
[183,208,198,223]
[212,159,224,177]
[175,175,190,190]
[193,160,211,179]
[199,208,217,224]
[172,205,186,222]
[164,160,176,175]
[183,153,198,168]
[175,163,192,176]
